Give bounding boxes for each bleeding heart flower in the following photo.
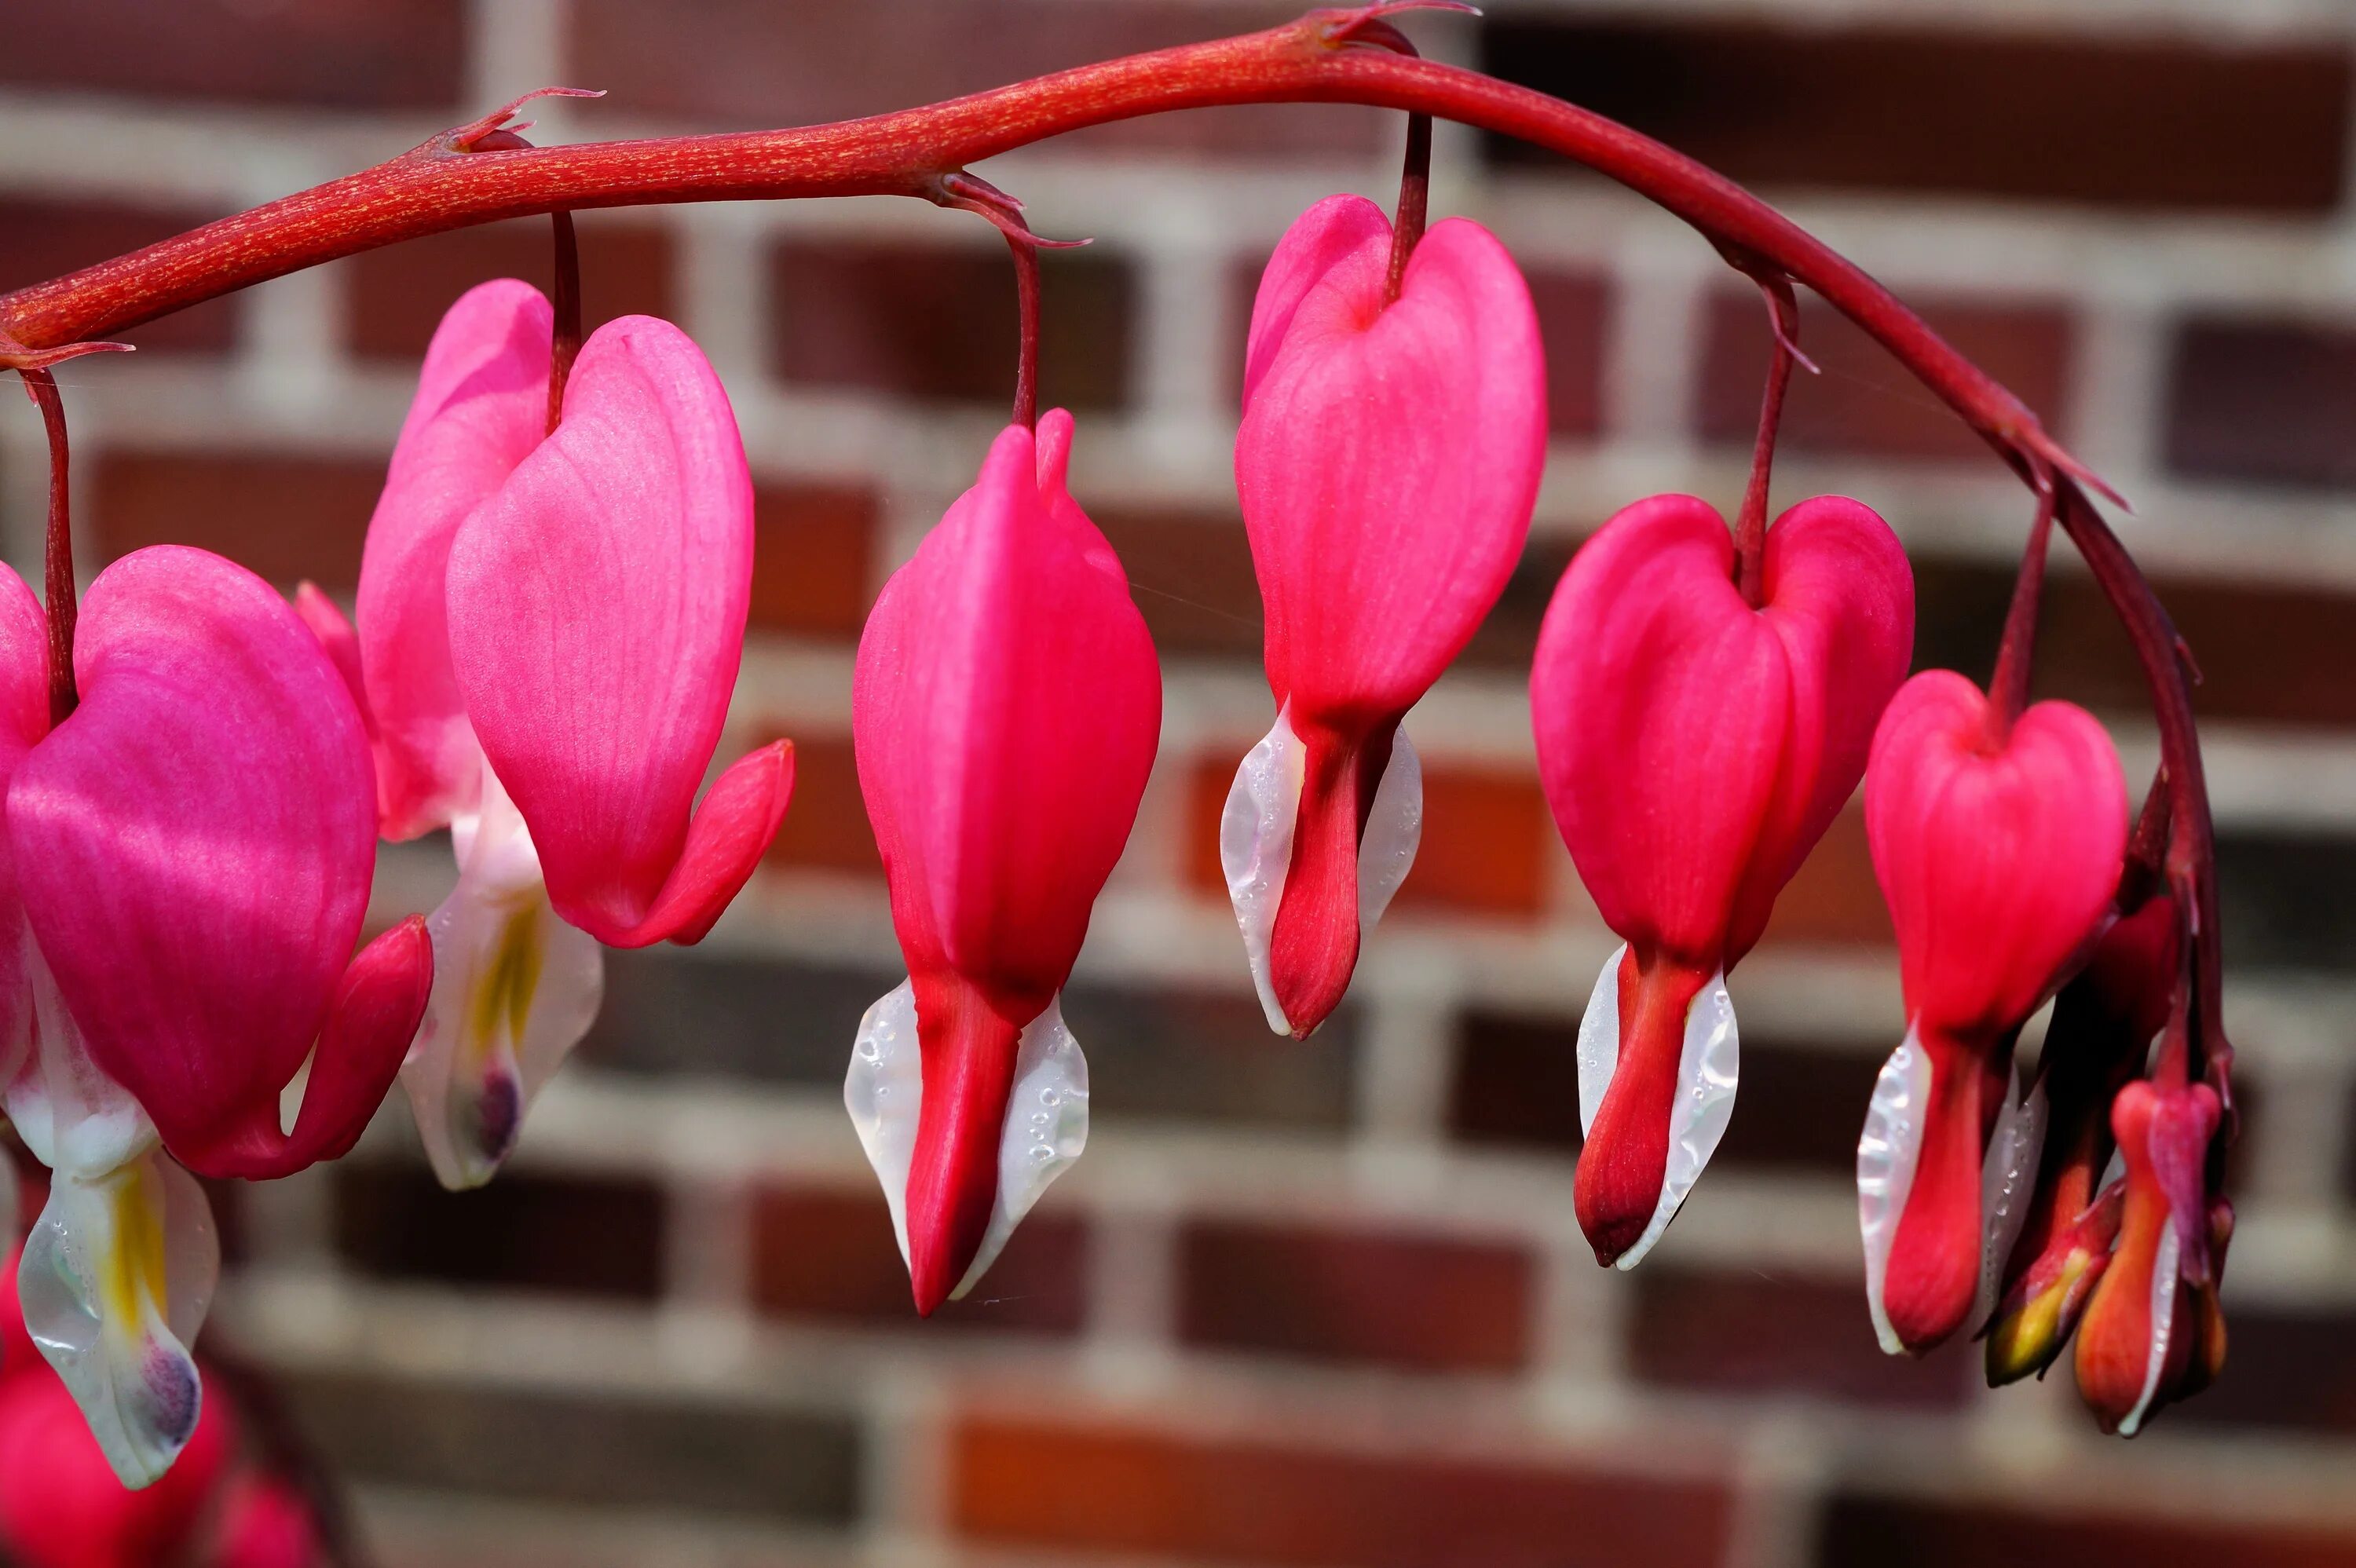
[346,280,792,1190]
[2074,1079,2227,1435]
[850,412,1159,1314]
[0,1349,234,1568]
[1985,891,2178,1384]
[1532,492,1913,1267]
[1222,193,1546,1040]
[0,548,424,1486]
[1858,671,2127,1355]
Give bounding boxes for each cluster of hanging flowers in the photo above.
[0,82,2233,1504]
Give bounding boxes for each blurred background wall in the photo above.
[5,1,2356,1564]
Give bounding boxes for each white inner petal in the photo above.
[1219,708,1423,1036]
[844,981,1091,1300]
[1859,1030,1933,1357]
[404,766,605,1191]
[2120,1222,2181,1438]
[1973,1063,2048,1330]
[1574,944,1627,1139]
[20,1150,219,1489]
[4,927,153,1180]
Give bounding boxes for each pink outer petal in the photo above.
[1236,198,1546,722]
[1725,495,1914,960]
[5,546,426,1179]
[854,418,1162,1011]
[293,583,375,740]
[0,1356,234,1568]
[1866,671,2128,1037]
[448,314,772,948]
[357,279,551,839]
[1532,494,1791,963]
[0,565,50,1082]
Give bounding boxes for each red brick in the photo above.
[2,0,464,110]
[1629,1266,1973,1409]
[761,733,881,877]
[570,0,1381,157]
[952,1413,1733,1566]
[1821,1495,2356,1568]
[1183,758,1555,920]
[1177,1217,1534,1372]
[770,241,1134,412]
[1483,20,2350,214]
[346,218,674,364]
[751,484,876,637]
[1754,806,1892,949]
[1093,506,1262,660]
[1527,270,1611,439]
[333,1164,665,1301]
[90,452,382,590]
[1696,289,2076,463]
[750,1184,1087,1334]
[0,199,236,352]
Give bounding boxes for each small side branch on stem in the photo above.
[20,367,79,724]
[1985,468,2058,744]
[547,209,581,433]
[1729,265,1809,607]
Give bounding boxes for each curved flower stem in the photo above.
[1005,228,1042,429]
[1985,468,2057,744]
[547,209,581,433]
[1730,269,1804,608]
[1384,111,1432,305]
[18,367,79,724]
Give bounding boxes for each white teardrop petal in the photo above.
[2118,1223,2181,1438]
[1615,967,1739,1271]
[403,769,605,1191]
[1574,944,1627,1139]
[1220,711,1305,1035]
[844,982,1091,1299]
[20,1150,218,1488]
[1858,1031,1933,1357]
[4,930,152,1181]
[1355,729,1422,931]
[1973,1063,2047,1329]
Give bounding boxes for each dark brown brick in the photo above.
[1756,806,1892,949]
[1093,506,1262,661]
[333,1164,664,1302]
[578,948,1357,1130]
[571,0,1381,156]
[89,452,382,590]
[761,733,882,877]
[2217,832,2356,972]
[1177,1217,1534,1372]
[2171,1303,2356,1435]
[1821,1494,2356,1568]
[283,1369,859,1523]
[770,241,1134,411]
[952,1413,1733,1566]
[752,484,876,637]
[2,0,464,109]
[1482,20,2351,213]
[1629,1265,1973,1409]
[345,217,674,364]
[0,198,236,352]
[1527,270,1611,439]
[1696,288,2076,463]
[2166,316,2356,491]
[750,1184,1086,1333]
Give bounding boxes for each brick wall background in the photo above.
[7,2,2356,1565]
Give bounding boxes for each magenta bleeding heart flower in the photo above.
[1858,671,2127,1355]
[1221,193,1546,1040]
[0,547,430,1486]
[849,411,1160,1314]
[340,280,792,1190]
[1532,493,1913,1268]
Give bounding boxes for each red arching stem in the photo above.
[1385,111,1432,304]
[547,209,581,433]
[1985,472,2057,744]
[1005,229,1041,429]
[1732,270,1802,608]
[20,367,78,724]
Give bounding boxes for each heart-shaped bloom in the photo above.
[1859,671,2127,1354]
[850,412,1160,1314]
[1,548,427,1486]
[1532,492,1912,1267]
[343,280,792,1189]
[2073,1079,2228,1435]
[1985,891,2177,1383]
[1222,194,1546,1040]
